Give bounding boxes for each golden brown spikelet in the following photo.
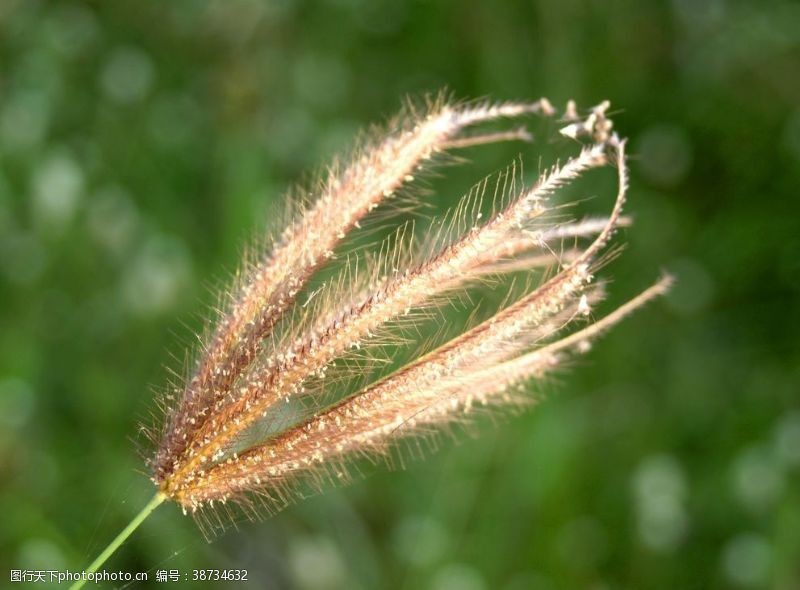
[151,96,554,484]
[149,96,670,520]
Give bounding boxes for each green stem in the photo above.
[70,492,166,590]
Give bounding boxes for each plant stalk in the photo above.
[70,492,166,590]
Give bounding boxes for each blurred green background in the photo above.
[1,0,799,588]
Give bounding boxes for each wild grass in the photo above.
[71,94,669,588]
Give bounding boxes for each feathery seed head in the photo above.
[149,96,669,521]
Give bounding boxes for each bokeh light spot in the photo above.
[100,46,155,104]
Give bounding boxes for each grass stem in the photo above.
[70,492,166,590]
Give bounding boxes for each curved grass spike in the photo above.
[70,96,669,590]
[152,96,556,485]
[160,142,610,502]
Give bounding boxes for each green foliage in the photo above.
[1,0,798,588]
